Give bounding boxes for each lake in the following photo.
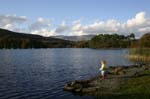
[0,48,135,99]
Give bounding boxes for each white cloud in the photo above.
[66,11,150,37]
[0,14,27,31]
[126,12,146,28]
[29,17,54,36]
[31,28,56,36]
[138,27,150,32]
[37,17,44,23]
[29,17,51,31]
[72,20,83,31]
[0,15,27,24]
[0,11,150,37]
[82,19,121,34]
[3,24,13,30]
[55,21,69,33]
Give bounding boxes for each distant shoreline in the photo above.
[0,47,128,50]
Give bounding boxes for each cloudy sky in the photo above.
[0,0,150,37]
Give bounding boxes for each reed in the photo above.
[128,48,150,62]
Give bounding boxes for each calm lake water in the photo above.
[0,48,135,99]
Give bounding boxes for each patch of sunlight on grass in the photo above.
[120,70,150,94]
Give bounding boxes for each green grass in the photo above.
[120,76,150,94]
[95,95,150,99]
[119,70,150,96]
[96,70,150,99]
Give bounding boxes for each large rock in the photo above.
[82,87,97,93]
[64,81,83,92]
[113,67,126,75]
[64,83,74,91]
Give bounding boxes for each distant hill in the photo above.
[0,28,74,49]
[52,35,95,41]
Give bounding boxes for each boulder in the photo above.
[118,71,126,75]
[82,87,97,93]
[133,71,143,77]
[113,67,125,75]
[64,83,74,91]
[64,81,83,92]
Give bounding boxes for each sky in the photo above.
[0,0,150,37]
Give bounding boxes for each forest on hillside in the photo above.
[0,29,74,49]
[0,28,149,49]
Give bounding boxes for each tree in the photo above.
[89,34,133,48]
[128,33,135,40]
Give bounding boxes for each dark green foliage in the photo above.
[74,41,89,48]
[89,33,134,48]
[0,28,74,49]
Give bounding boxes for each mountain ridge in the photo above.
[52,35,96,41]
[0,28,74,48]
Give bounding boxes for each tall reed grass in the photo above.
[128,48,150,62]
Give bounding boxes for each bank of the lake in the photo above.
[64,64,150,99]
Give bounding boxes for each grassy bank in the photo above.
[119,70,150,98]
[128,48,150,62]
[96,70,150,99]
[64,64,150,99]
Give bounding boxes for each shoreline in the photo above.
[63,64,150,97]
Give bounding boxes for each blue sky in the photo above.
[0,0,150,37]
[0,0,149,21]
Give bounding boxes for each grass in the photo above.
[118,70,150,99]
[96,70,150,99]
[120,70,150,94]
[95,95,150,99]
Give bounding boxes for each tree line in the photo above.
[75,33,135,48]
[0,28,149,49]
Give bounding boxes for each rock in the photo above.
[73,84,82,89]
[133,71,142,77]
[135,63,146,68]
[82,87,97,93]
[64,81,83,92]
[143,67,149,70]
[64,84,74,91]
[113,67,124,75]
[71,81,76,86]
[142,65,150,70]
[75,87,82,92]
[76,80,89,84]
[118,71,126,75]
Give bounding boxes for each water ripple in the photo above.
[0,48,133,99]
